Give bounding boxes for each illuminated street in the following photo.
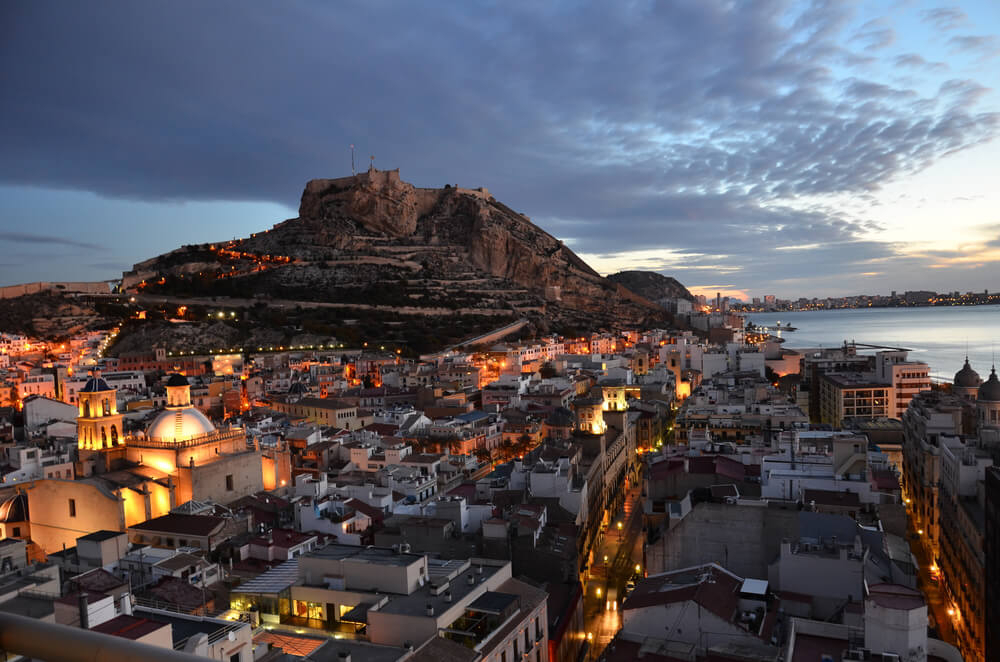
[582,472,644,659]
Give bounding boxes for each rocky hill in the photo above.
[607,271,694,304]
[124,169,665,348]
[0,292,112,339]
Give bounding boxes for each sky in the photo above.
[1,1,999,300]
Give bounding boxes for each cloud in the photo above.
[0,0,997,295]
[0,232,101,251]
[947,35,1000,60]
[922,7,967,32]
[851,19,896,51]
[893,53,948,72]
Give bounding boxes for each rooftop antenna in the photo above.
[350,144,355,175]
[370,155,376,172]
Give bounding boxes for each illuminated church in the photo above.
[9,374,290,555]
[76,373,285,509]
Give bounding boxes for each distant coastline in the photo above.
[734,291,999,313]
[748,305,1000,382]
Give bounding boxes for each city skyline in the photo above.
[2,1,999,298]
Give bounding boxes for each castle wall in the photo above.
[0,281,112,299]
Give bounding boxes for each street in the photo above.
[581,474,645,659]
[904,522,957,651]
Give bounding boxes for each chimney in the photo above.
[121,593,133,616]
[467,574,475,586]
[445,590,452,603]
[426,603,434,617]
[477,565,484,575]
[337,653,351,662]
[78,592,89,629]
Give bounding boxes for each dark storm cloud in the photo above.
[0,0,997,294]
[0,232,102,251]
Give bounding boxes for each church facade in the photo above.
[15,374,288,553]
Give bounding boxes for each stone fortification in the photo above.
[124,168,667,332]
[0,281,112,299]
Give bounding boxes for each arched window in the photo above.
[101,428,108,448]
[83,401,91,418]
[110,425,118,445]
[103,399,111,416]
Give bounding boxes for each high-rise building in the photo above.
[986,467,1000,662]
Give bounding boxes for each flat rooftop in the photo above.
[305,543,424,567]
[134,608,244,648]
[0,594,54,619]
[379,558,507,616]
[309,639,409,662]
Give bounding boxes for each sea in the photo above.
[747,305,1000,382]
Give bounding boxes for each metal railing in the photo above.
[0,611,209,662]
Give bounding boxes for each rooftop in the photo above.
[867,583,924,611]
[380,558,507,617]
[92,614,170,641]
[309,639,410,662]
[803,489,862,508]
[128,514,226,537]
[134,608,243,648]
[305,543,424,567]
[0,594,54,619]
[624,563,746,626]
[231,559,299,595]
[78,530,123,543]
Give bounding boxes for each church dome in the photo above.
[978,367,1000,402]
[80,376,112,392]
[166,373,190,387]
[147,407,216,442]
[954,358,981,388]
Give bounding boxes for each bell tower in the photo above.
[77,373,124,450]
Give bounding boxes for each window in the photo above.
[501,653,506,662]
[12,527,20,537]
[226,475,234,491]
[69,499,76,517]
[229,653,241,662]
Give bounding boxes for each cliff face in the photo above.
[298,170,440,237]
[126,169,664,333]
